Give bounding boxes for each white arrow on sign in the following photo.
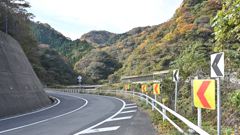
[211,52,224,78]
[173,69,179,82]
[78,76,82,80]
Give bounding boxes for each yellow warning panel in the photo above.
[153,84,160,95]
[193,80,215,110]
[125,85,129,90]
[142,85,146,92]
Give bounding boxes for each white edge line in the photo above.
[0,96,60,122]
[0,95,88,134]
[78,126,120,134]
[74,96,126,135]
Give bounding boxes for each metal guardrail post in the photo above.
[146,96,148,105]
[163,102,166,121]
[152,100,154,111]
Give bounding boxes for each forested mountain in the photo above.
[31,22,95,64]
[99,0,239,81]
[80,30,116,45]
[74,50,122,80]
[35,44,79,85]
[29,0,239,85]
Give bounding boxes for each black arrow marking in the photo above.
[174,70,178,81]
[212,53,223,76]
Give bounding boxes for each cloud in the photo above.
[27,0,182,40]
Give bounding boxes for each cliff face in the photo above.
[0,31,52,118]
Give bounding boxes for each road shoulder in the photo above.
[124,107,158,135]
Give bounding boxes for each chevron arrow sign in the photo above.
[211,52,224,78]
[142,85,146,92]
[173,69,179,82]
[193,80,215,110]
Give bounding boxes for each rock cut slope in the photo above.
[0,31,52,118]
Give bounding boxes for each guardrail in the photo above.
[45,88,209,135]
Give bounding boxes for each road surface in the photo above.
[0,91,156,135]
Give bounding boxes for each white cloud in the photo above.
[27,0,182,40]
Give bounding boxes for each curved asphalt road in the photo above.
[0,91,156,135]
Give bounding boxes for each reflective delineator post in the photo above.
[162,99,166,121]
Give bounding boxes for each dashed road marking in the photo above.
[78,126,120,134]
[74,98,138,135]
[120,110,137,114]
[125,103,136,106]
[74,97,126,135]
[106,116,132,122]
[124,106,138,109]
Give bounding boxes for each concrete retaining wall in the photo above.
[0,31,52,118]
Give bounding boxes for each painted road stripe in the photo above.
[120,110,137,114]
[125,103,136,106]
[106,116,132,122]
[0,96,60,122]
[124,106,137,109]
[0,94,88,134]
[78,126,120,134]
[74,96,126,135]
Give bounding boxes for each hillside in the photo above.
[29,0,240,85]
[80,30,116,45]
[105,0,239,79]
[34,44,78,85]
[74,50,122,80]
[31,22,95,64]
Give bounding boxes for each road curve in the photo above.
[0,91,136,135]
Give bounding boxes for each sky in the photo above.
[27,0,183,40]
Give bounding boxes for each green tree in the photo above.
[210,0,240,51]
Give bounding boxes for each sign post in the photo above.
[211,52,224,135]
[173,69,179,111]
[78,76,82,91]
[160,83,162,103]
